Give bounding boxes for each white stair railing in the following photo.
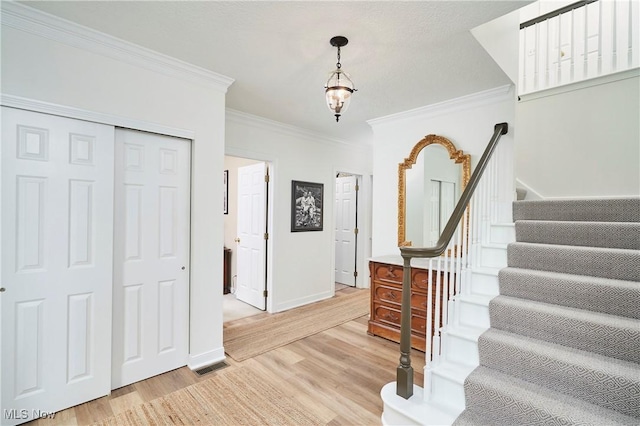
[519,0,639,95]
[395,123,509,400]
[422,206,467,401]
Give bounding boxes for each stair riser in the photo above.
[468,272,499,296]
[480,246,507,269]
[461,367,639,426]
[508,243,640,282]
[442,333,479,367]
[479,335,640,418]
[457,300,490,329]
[490,298,640,364]
[429,372,466,413]
[489,224,515,245]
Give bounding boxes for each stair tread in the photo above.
[445,324,486,340]
[515,220,640,250]
[491,295,639,329]
[470,266,500,276]
[432,361,477,383]
[490,295,640,364]
[464,366,639,425]
[507,242,640,282]
[481,242,508,249]
[491,222,515,228]
[508,240,640,253]
[499,267,640,319]
[456,294,495,305]
[500,266,640,286]
[481,328,640,377]
[513,198,640,222]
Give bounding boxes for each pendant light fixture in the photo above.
[325,36,356,122]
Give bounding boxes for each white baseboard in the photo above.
[274,290,333,313]
[188,347,226,370]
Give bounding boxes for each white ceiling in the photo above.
[21,1,531,144]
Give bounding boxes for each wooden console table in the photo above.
[367,256,455,352]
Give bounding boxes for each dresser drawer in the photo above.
[372,302,402,327]
[411,292,428,311]
[374,285,402,306]
[411,314,427,335]
[371,262,403,286]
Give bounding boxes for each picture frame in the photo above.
[291,180,323,232]
[223,170,229,215]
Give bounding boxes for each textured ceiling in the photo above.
[21,1,531,144]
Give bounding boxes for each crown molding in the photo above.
[1,94,195,140]
[225,108,364,149]
[367,84,514,128]
[1,1,234,92]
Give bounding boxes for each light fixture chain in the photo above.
[336,46,341,69]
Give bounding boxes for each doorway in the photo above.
[223,155,271,321]
[334,172,360,288]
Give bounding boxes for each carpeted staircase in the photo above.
[454,198,640,425]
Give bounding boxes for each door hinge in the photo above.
[264,232,269,240]
[355,184,360,191]
[353,271,358,278]
[265,174,270,183]
[263,290,268,297]
[354,228,359,235]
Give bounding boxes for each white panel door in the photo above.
[235,163,267,310]
[1,107,114,424]
[428,180,441,246]
[334,175,357,286]
[112,129,190,389]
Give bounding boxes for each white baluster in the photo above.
[424,258,434,401]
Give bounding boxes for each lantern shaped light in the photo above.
[325,36,356,122]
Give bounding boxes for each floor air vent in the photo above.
[194,361,229,376]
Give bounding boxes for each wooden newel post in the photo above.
[396,255,413,398]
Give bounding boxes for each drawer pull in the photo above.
[382,312,399,322]
[383,292,397,300]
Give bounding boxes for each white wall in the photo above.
[471,1,640,199]
[1,3,232,369]
[369,85,515,257]
[225,110,372,312]
[516,72,640,198]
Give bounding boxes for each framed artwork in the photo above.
[223,170,229,215]
[291,180,323,232]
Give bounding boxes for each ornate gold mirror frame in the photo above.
[398,134,470,247]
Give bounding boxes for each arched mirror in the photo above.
[398,135,470,247]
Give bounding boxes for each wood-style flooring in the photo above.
[29,286,425,425]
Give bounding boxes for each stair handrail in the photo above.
[395,122,509,399]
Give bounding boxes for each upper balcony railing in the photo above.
[519,0,639,95]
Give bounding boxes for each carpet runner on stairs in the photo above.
[454,198,640,426]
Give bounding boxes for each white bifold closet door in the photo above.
[111,129,191,389]
[1,107,114,424]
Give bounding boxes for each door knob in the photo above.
[0,287,5,292]
[181,266,186,270]
[234,238,240,243]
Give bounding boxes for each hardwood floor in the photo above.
[29,287,425,425]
